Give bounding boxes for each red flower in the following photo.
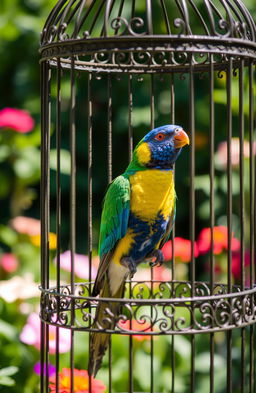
[49,368,106,393]
[162,237,199,263]
[0,253,18,273]
[118,319,152,341]
[0,107,34,133]
[197,226,240,255]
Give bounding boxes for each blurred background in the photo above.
[0,0,256,392]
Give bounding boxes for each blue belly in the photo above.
[127,212,168,263]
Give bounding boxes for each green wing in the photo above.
[99,175,130,257]
[93,175,130,296]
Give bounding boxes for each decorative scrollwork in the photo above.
[110,17,146,37]
[173,18,187,35]
[39,281,256,335]
[218,19,231,37]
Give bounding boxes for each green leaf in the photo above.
[0,367,18,387]
[13,147,40,180]
[14,126,41,148]
[0,170,11,198]
[50,149,71,175]
[195,175,211,196]
[0,376,16,386]
[195,352,225,373]
[0,225,18,246]
[0,319,18,340]
[0,145,11,162]
[0,367,18,377]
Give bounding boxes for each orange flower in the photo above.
[118,319,152,341]
[49,368,106,393]
[197,226,240,255]
[162,237,199,263]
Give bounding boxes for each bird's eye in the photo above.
[174,128,180,133]
[154,132,166,141]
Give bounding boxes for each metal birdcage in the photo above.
[40,1,256,392]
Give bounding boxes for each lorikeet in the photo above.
[88,125,189,376]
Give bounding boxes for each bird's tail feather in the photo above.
[88,277,125,377]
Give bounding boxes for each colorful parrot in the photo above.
[88,124,189,376]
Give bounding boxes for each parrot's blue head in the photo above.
[133,125,189,170]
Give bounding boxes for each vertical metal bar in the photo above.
[239,60,245,393]
[131,0,136,18]
[249,61,255,393]
[41,60,51,393]
[146,0,153,34]
[170,72,175,393]
[55,58,62,393]
[128,75,133,162]
[40,60,46,393]
[108,74,112,184]
[108,73,113,393]
[189,58,195,393]
[40,322,45,393]
[209,54,215,393]
[45,61,51,393]
[226,56,233,393]
[128,73,133,393]
[170,73,175,281]
[109,337,112,393]
[239,60,245,290]
[254,65,256,393]
[70,56,76,393]
[88,72,93,393]
[150,74,155,393]
[114,0,125,34]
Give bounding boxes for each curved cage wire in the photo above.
[40,1,256,392]
[40,0,256,72]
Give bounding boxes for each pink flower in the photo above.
[11,216,41,236]
[20,313,71,354]
[34,362,56,377]
[55,250,97,280]
[0,107,34,133]
[162,237,199,263]
[216,138,256,169]
[197,226,240,255]
[0,253,18,273]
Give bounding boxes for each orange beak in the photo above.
[173,129,190,148]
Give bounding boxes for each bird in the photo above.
[88,124,189,377]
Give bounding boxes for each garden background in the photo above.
[0,1,255,392]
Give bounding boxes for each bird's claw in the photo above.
[148,250,164,268]
[120,257,137,278]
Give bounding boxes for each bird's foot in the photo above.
[120,257,137,278]
[148,250,164,267]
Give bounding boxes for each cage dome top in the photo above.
[40,0,256,72]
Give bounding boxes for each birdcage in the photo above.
[39,1,256,392]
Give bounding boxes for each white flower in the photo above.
[0,273,39,302]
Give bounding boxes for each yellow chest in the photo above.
[129,169,175,221]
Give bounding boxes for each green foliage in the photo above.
[0,367,18,387]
